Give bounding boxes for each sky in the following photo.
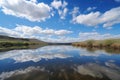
[0,0,120,42]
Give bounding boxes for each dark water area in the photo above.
[0,45,120,80]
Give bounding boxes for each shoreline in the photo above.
[72,39,120,53]
[72,39,120,49]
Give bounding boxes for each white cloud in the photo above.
[51,0,62,9]
[71,7,80,21]
[73,7,120,28]
[73,12,101,26]
[86,7,96,12]
[39,31,120,43]
[0,26,20,37]
[0,0,51,22]
[58,8,68,19]
[0,25,120,42]
[79,32,120,41]
[115,0,120,2]
[0,25,72,42]
[0,25,120,43]
[15,25,72,36]
[62,1,68,8]
[51,0,68,19]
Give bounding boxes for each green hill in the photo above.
[0,35,47,51]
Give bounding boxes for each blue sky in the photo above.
[0,0,120,42]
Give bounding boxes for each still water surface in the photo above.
[0,45,120,80]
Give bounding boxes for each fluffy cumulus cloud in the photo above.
[0,25,72,41]
[14,25,72,36]
[73,7,120,28]
[0,25,120,42]
[0,0,51,21]
[0,25,75,43]
[51,0,68,19]
[51,0,62,9]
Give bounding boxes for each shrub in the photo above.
[86,40,94,47]
[104,39,114,47]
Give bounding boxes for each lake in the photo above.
[0,45,120,80]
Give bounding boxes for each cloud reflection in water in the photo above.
[0,46,74,63]
[0,46,120,80]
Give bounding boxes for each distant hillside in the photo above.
[0,35,46,42]
[0,35,43,42]
[0,35,47,49]
[0,35,29,41]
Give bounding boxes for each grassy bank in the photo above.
[0,41,47,51]
[72,39,120,49]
